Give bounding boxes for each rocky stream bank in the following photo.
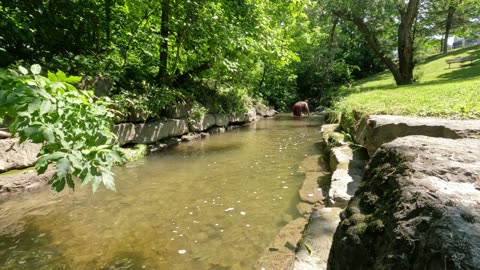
[0,105,277,195]
[289,113,480,270]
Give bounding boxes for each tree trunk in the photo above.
[333,0,420,85]
[329,17,339,48]
[157,0,170,84]
[442,5,456,54]
[337,13,404,85]
[396,0,420,85]
[105,0,111,46]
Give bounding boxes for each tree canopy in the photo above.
[1,0,479,190]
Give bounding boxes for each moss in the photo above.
[118,144,149,163]
[324,111,342,124]
[322,129,346,148]
[0,167,36,176]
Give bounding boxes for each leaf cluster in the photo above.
[0,65,124,192]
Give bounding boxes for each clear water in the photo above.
[0,115,324,270]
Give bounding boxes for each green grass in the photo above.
[333,46,480,119]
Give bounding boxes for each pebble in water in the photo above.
[178,250,187,254]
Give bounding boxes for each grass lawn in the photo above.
[333,45,480,119]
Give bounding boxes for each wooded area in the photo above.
[1,0,479,190]
[1,0,478,109]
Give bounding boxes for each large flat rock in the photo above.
[354,115,480,156]
[255,217,309,270]
[113,119,189,146]
[0,169,54,194]
[294,207,342,270]
[328,136,480,270]
[328,145,367,207]
[0,138,41,173]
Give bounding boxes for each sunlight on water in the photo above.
[0,115,324,269]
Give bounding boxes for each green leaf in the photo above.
[18,66,28,75]
[56,70,67,81]
[42,129,55,143]
[56,157,71,179]
[47,71,57,82]
[102,172,116,191]
[53,177,66,193]
[64,76,82,84]
[92,176,101,192]
[36,151,66,174]
[39,100,52,115]
[30,64,41,75]
[66,174,75,190]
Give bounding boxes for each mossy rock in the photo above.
[118,144,149,162]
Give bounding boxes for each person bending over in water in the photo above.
[292,100,310,117]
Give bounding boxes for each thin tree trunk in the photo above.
[442,5,456,53]
[157,0,170,84]
[105,0,111,46]
[329,17,339,48]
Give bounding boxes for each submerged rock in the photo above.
[294,207,342,270]
[328,136,480,270]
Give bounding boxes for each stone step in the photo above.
[354,115,480,156]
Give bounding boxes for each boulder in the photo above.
[328,136,480,270]
[255,105,278,117]
[188,114,216,132]
[228,107,257,124]
[354,115,480,156]
[127,108,150,123]
[165,102,190,119]
[164,119,189,137]
[113,123,136,146]
[0,130,11,139]
[209,127,226,134]
[246,106,257,122]
[181,133,202,142]
[93,76,113,97]
[0,169,54,194]
[213,114,229,127]
[130,120,165,145]
[0,138,41,173]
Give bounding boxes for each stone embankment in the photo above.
[295,113,480,270]
[255,128,332,269]
[329,136,480,269]
[0,105,277,195]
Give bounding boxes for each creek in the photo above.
[0,115,324,270]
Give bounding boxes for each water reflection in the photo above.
[0,115,324,269]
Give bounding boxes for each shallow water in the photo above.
[0,115,324,270]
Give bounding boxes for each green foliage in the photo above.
[110,84,181,121]
[0,65,124,192]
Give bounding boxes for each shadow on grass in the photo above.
[438,62,480,80]
[424,45,480,63]
[334,46,480,99]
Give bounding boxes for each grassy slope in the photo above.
[333,46,480,119]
